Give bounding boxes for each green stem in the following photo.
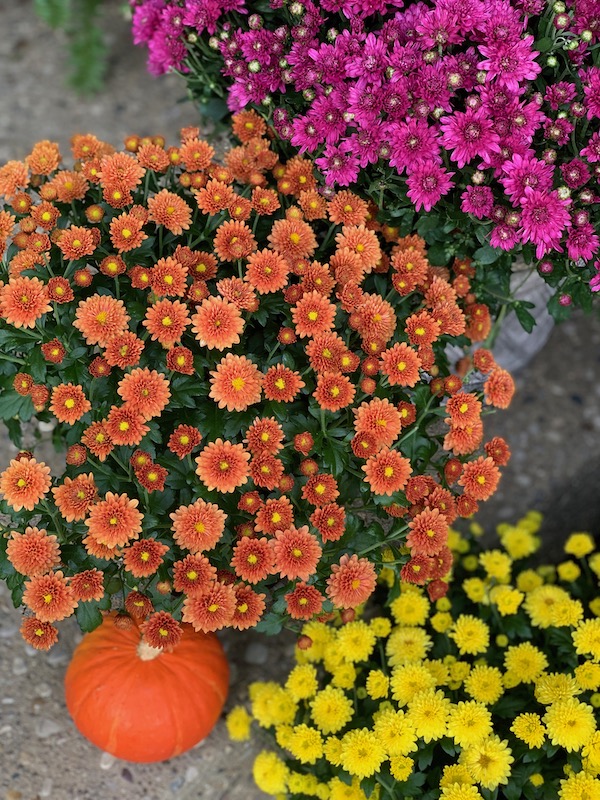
[0,352,25,365]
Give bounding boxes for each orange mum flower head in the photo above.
[136,143,170,172]
[273,525,322,582]
[293,432,314,456]
[432,301,466,337]
[89,356,112,379]
[425,276,457,308]
[245,417,284,455]
[300,458,319,477]
[291,290,337,339]
[191,296,244,351]
[73,268,93,288]
[326,553,377,609]
[135,462,169,493]
[355,293,397,344]
[456,494,479,518]
[173,554,217,596]
[57,225,97,260]
[472,348,496,374]
[0,276,51,329]
[310,503,346,542]
[298,190,328,221]
[446,392,483,429]
[465,303,492,342]
[105,405,150,447]
[406,508,449,557]
[485,436,511,467]
[49,383,91,425]
[249,454,285,490]
[400,554,432,586]
[22,571,78,623]
[484,368,515,409]
[66,444,87,467]
[328,191,369,226]
[82,534,121,561]
[129,264,152,289]
[285,582,325,620]
[335,225,381,272]
[231,584,266,630]
[30,201,59,230]
[13,372,33,396]
[182,581,236,632]
[444,458,463,484]
[47,277,74,305]
[238,490,263,514]
[98,151,145,191]
[84,492,143,548]
[263,364,305,403]
[147,189,192,235]
[107,214,146,255]
[6,527,60,577]
[397,401,417,427]
[232,109,267,142]
[254,496,295,535]
[30,384,50,412]
[443,419,484,456]
[139,611,183,652]
[425,486,457,524]
[302,473,340,507]
[458,456,501,502]
[216,277,257,311]
[0,160,29,198]
[301,262,336,297]
[313,371,356,412]
[351,431,378,459]
[170,499,227,554]
[305,332,346,374]
[52,473,98,522]
[81,421,114,461]
[362,447,412,496]
[167,424,202,459]
[41,339,66,364]
[73,294,130,347]
[143,298,190,347]
[166,345,195,375]
[444,375,463,396]
[277,327,297,345]
[209,353,262,412]
[230,537,275,584]
[123,539,170,578]
[245,249,289,295]
[405,310,442,347]
[380,342,422,387]
[405,475,437,503]
[104,331,145,369]
[354,397,402,449]
[20,617,59,651]
[187,247,218,278]
[26,140,61,175]
[125,591,154,619]
[213,219,257,262]
[195,179,235,214]
[179,137,215,172]
[195,439,250,494]
[268,217,318,263]
[117,367,171,421]
[0,457,51,512]
[130,449,152,470]
[251,186,281,216]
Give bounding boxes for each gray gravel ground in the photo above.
[1,3,600,799]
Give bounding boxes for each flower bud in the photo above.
[559,293,572,306]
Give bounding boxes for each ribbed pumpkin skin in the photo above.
[64,613,229,762]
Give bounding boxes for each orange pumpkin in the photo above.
[64,613,229,762]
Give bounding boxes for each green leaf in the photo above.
[75,598,104,632]
[513,303,537,334]
[473,244,504,265]
[0,392,34,422]
[535,37,554,53]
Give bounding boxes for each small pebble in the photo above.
[0,725,12,736]
[100,752,115,770]
[12,657,27,676]
[45,649,70,667]
[36,682,52,698]
[39,778,53,797]
[35,718,63,739]
[185,766,199,783]
[244,642,269,665]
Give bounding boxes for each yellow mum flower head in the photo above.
[510,712,546,748]
[460,735,514,791]
[390,755,414,782]
[544,697,597,752]
[366,669,389,700]
[225,705,252,741]
[386,625,432,665]
[424,658,450,686]
[331,662,356,690]
[535,672,582,705]
[446,700,493,748]
[251,683,298,728]
[437,596,452,612]
[329,776,369,800]
[369,616,392,638]
[323,641,346,673]
[520,510,543,530]
[559,771,600,800]
[524,584,571,629]
[390,662,436,706]
[582,730,600,772]
[537,564,557,582]
[462,577,487,604]
[373,707,418,757]
[253,750,289,795]
[564,531,596,558]
[340,727,387,779]
[439,764,476,788]
[479,550,512,583]
[489,585,524,616]
[440,784,484,799]
[464,665,504,705]
[495,634,509,648]
[573,618,600,660]
[448,528,470,553]
[323,735,343,766]
[335,620,376,663]
[389,589,430,626]
[310,685,354,735]
[575,662,600,692]
[529,773,544,787]
[287,723,324,765]
[407,688,451,743]
[298,621,335,663]
[590,553,600,580]
[516,568,544,593]
[591,692,600,708]
[500,525,538,560]
[288,770,321,795]
[462,554,479,572]
[552,598,584,628]
[449,615,490,656]
[285,663,319,701]
[275,724,294,749]
[378,566,395,588]
[503,642,548,684]
[431,611,454,633]
[557,559,582,582]
[449,659,471,685]
[590,597,600,617]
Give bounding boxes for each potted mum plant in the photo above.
[227,512,600,800]
[130,0,600,318]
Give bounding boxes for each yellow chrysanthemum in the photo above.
[331,663,357,690]
[583,731,600,773]
[448,528,470,553]
[431,611,454,632]
[462,577,487,604]
[286,723,324,765]
[499,525,538,559]
[462,555,479,572]
[340,727,387,778]
[250,682,298,727]
[479,550,512,583]
[335,620,376,663]
[386,626,432,665]
[448,659,471,687]
[370,616,392,638]
[373,707,418,757]
[524,584,570,628]
[446,700,493,748]
[437,596,452,612]
[390,755,414,782]
[329,776,369,800]
[439,764,476,788]
[297,620,335,663]
[225,705,252,741]
[558,770,600,800]
[253,750,289,795]
[323,736,343,766]
[390,662,436,706]
[366,669,389,699]
[463,665,504,705]
[573,619,600,661]
[576,662,600,692]
[535,672,582,705]
[285,663,319,700]
[489,585,524,616]
[449,615,490,655]
[424,658,450,686]
[407,688,451,742]
[288,771,321,795]
[591,597,600,617]
[440,784,484,800]
[310,685,354,735]
[460,735,514,791]
[503,642,548,683]
[564,532,595,558]
[275,724,294,749]
[544,697,597,752]
[590,554,600,580]
[516,568,543,593]
[557,560,582,582]
[510,712,546,748]
[389,589,430,626]
[529,773,544,787]
[323,641,347,673]
[552,598,584,628]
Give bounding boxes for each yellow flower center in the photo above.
[237,603,248,613]
[308,311,318,321]
[397,361,406,372]
[17,478,27,488]
[275,378,286,389]
[315,483,326,495]
[220,460,229,471]
[459,403,469,413]
[140,551,150,561]
[415,326,425,336]
[272,512,281,523]
[161,316,172,326]
[231,377,246,391]
[247,554,258,565]
[180,435,190,445]
[384,466,394,478]
[208,603,219,613]
[43,593,53,604]
[96,311,107,324]
[187,570,198,580]
[290,233,301,245]
[64,398,75,409]
[119,421,130,431]
[292,548,302,558]
[121,229,132,239]
[351,579,361,589]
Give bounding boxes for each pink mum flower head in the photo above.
[315,141,361,187]
[440,107,501,169]
[519,188,572,259]
[406,162,455,212]
[478,34,542,93]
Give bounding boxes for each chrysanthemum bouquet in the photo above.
[227,512,600,800]
[131,0,600,316]
[0,114,513,651]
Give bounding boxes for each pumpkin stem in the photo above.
[137,639,163,661]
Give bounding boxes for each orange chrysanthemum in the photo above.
[136,143,170,172]
[117,368,171,421]
[326,553,377,609]
[0,457,51,512]
[105,405,150,446]
[73,294,130,347]
[405,310,441,347]
[52,473,98,522]
[231,584,266,630]
[215,277,256,312]
[147,189,192,234]
[313,371,356,412]
[47,277,74,305]
[173,554,217,596]
[380,342,422,387]
[81,421,114,461]
[335,225,381,271]
[285,582,325,620]
[139,611,183,652]
[49,383,91,425]
[485,436,511,467]
[195,179,236,214]
[446,393,483,429]
[104,331,145,368]
[354,397,402,449]
[443,419,484,456]
[362,447,412,496]
[249,453,285,490]
[291,290,337,339]
[484,368,515,409]
[254,496,295,535]
[458,456,501,501]
[406,508,449,556]
[22,571,78,623]
[310,503,346,542]
[302,473,340,507]
[184,250,217,281]
[167,424,202,458]
[355,293,397,344]
[213,220,257,262]
[268,217,318,263]
[245,249,289,294]
[98,151,145,190]
[124,590,154,619]
[123,539,170,578]
[209,353,262,412]
[170,499,227,553]
[69,569,105,602]
[20,617,59,651]
[298,190,327,221]
[195,439,250,493]
[149,256,189,297]
[231,537,275,584]
[179,137,215,172]
[84,492,143,548]
[26,140,61,175]
[191,296,244,350]
[245,417,284,455]
[0,276,51,329]
[57,225,97,260]
[328,191,369,226]
[143,298,190,347]
[0,160,29,198]
[272,526,322,582]
[166,345,194,375]
[232,109,267,142]
[305,332,347,374]
[263,364,306,402]
[6,527,60,577]
[182,581,236,632]
[82,534,121,561]
[135,462,168,493]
